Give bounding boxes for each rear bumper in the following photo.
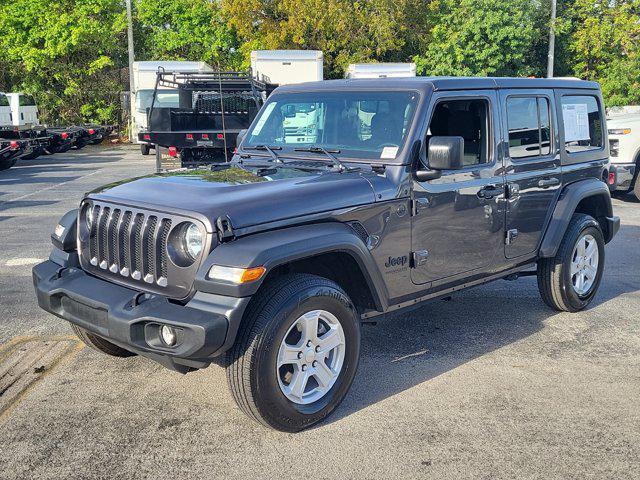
[609,163,636,191]
[33,259,249,372]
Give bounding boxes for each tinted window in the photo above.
[0,94,8,107]
[19,94,36,106]
[427,98,490,166]
[507,96,552,159]
[561,95,602,153]
[245,91,418,161]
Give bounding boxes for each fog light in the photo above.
[160,325,177,346]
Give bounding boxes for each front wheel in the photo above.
[537,213,605,312]
[71,324,136,357]
[226,274,360,432]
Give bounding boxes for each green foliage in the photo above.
[0,0,127,124]
[0,0,638,126]
[135,0,242,68]
[413,0,548,77]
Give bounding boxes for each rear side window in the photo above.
[561,95,603,153]
[0,95,8,107]
[507,96,551,159]
[19,94,36,106]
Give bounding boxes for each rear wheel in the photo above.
[140,143,150,155]
[537,213,605,312]
[226,273,360,432]
[71,324,136,357]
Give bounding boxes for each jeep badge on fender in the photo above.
[33,77,619,432]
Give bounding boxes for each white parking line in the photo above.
[0,169,101,204]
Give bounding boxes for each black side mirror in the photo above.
[236,129,247,148]
[414,136,465,182]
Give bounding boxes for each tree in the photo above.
[134,0,242,68]
[0,0,128,123]
[561,0,640,106]
[223,0,432,77]
[413,0,549,77]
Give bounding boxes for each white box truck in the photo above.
[250,50,323,85]
[345,63,416,79]
[132,61,213,154]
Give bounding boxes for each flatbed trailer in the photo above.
[141,70,276,171]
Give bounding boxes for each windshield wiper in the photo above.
[293,146,357,172]
[243,145,283,163]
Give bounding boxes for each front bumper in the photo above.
[33,259,249,372]
[609,163,636,192]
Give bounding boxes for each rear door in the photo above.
[500,89,561,259]
[411,90,506,286]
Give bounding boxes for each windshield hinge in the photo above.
[216,215,235,243]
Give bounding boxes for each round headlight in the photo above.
[183,223,203,259]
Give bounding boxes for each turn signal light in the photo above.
[208,265,266,284]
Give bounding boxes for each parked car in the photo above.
[607,113,640,198]
[34,77,619,432]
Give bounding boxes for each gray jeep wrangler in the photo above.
[34,77,619,431]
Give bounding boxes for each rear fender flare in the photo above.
[539,178,615,258]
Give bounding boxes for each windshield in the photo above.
[244,90,419,161]
[136,89,180,113]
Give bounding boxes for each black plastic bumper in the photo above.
[33,260,249,372]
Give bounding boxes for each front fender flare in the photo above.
[539,178,617,258]
[194,222,388,310]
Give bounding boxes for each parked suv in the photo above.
[34,78,619,431]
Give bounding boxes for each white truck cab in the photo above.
[132,61,213,150]
[250,50,324,85]
[345,63,416,79]
[607,112,640,195]
[0,93,12,127]
[6,93,39,127]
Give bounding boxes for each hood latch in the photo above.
[216,215,235,243]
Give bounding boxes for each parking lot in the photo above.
[0,146,638,479]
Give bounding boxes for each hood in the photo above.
[88,166,377,231]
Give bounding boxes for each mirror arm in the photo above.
[414,169,442,182]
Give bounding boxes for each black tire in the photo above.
[140,143,150,155]
[0,158,17,171]
[71,324,136,357]
[537,213,605,312]
[226,273,361,432]
[20,147,42,160]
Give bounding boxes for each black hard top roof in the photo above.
[275,76,601,93]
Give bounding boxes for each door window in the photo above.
[560,95,603,153]
[507,96,551,159]
[426,98,490,166]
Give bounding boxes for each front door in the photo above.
[411,90,506,286]
[500,90,561,259]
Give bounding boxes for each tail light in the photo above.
[9,141,19,150]
[217,133,224,140]
[168,146,178,157]
[186,134,194,140]
[61,132,69,140]
[202,134,209,140]
[143,134,151,140]
[609,172,615,185]
[88,128,95,135]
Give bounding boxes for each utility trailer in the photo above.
[140,70,276,171]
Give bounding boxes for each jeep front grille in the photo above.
[79,201,210,299]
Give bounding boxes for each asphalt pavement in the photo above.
[1,146,638,479]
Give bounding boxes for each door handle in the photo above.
[477,184,504,199]
[538,177,560,188]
